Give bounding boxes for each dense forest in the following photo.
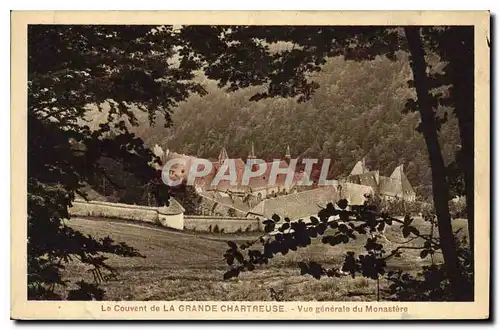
[127,53,460,201]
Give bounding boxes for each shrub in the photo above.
[387,235,473,301]
[378,198,430,216]
[449,196,467,219]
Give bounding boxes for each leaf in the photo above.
[234,252,244,264]
[322,235,343,246]
[308,262,324,280]
[338,224,349,234]
[317,223,327,235]
[408,226,420,236]
[377,221,385,232]
[337,199,348,210]
[298,262,308,275]
[326,202,335,213]
[309,216,319,225]
[227,241,238,250]
[265,222,276,233]
[226,255,234,266]
[280,222,290,232]
[223,268,240,280]
[271,214,281,223]
[339,210,350,222]
[403,215,413,225]
[318,209,330,222]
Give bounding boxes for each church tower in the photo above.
[218,146,229,165]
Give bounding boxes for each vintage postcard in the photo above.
[11,10,490,320]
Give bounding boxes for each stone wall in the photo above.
[69,199,160,223]
[69,200,261,233]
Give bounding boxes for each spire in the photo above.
[285,145,291,159]
[218,147,229,165]
[248,142,256,160]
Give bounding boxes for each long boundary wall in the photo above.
[69,199,160,223]
[68,199,262,233]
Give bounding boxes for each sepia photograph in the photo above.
[10,11,490,320]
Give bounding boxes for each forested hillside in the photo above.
[132,53,460,200]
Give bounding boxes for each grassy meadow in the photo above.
[62,217,468,301]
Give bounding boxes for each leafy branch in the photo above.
[222,199,441,287]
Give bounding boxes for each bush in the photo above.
[387,235,473,301]
[449,196,467,219]
[377,198,429,216]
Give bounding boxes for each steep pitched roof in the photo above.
[378,165,416,198]
[390,165,415,195]
[350,158,369,175]
[346,170,380,191]
[247,186,338,220]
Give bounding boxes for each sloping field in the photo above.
[62,217,468,301]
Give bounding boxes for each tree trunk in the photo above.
[443,26,475,262]
[404,27,470,301]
